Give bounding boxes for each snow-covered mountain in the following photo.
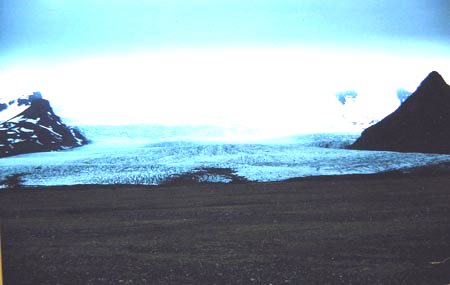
[396,88,412,104]
[335,90,380,130]
[0,93,88,157]
[0,92,43,123]
[335,87,414,131]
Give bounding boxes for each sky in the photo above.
[1,0,450,133]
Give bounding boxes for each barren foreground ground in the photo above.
[1,172,450,284]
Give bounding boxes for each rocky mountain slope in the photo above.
[0,93,88,157]
[350,71,450,154]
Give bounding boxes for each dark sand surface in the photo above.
[1,171,450,284]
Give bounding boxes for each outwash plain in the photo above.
[1,165,449,284]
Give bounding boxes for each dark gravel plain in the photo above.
[1,170,449,284]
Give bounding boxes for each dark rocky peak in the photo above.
[1,92,44,119]
[412,71,449,99]
[14,98,58,126]
[420,71,447,88]
[0,95,88,158]
[400,71,450,117]
[350,71,450,154]
[3,91,44,107]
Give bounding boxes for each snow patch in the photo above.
[19,127,34,133]
[25,118,39,124]
[6,115,24,124]
[39,125,62,138]
[0,105,28,123]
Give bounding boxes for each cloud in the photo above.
[2,46,449,133]
[1,0,449,61]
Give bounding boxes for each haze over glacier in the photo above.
[2,1,450,137]
[2,48,450,138]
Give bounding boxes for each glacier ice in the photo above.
[0,125,449,187]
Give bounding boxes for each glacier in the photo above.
[1,125,449,186]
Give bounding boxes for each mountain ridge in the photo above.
[0,95,88,157]
[350,71,450,154]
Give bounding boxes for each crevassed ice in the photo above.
[0,125,449,186]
